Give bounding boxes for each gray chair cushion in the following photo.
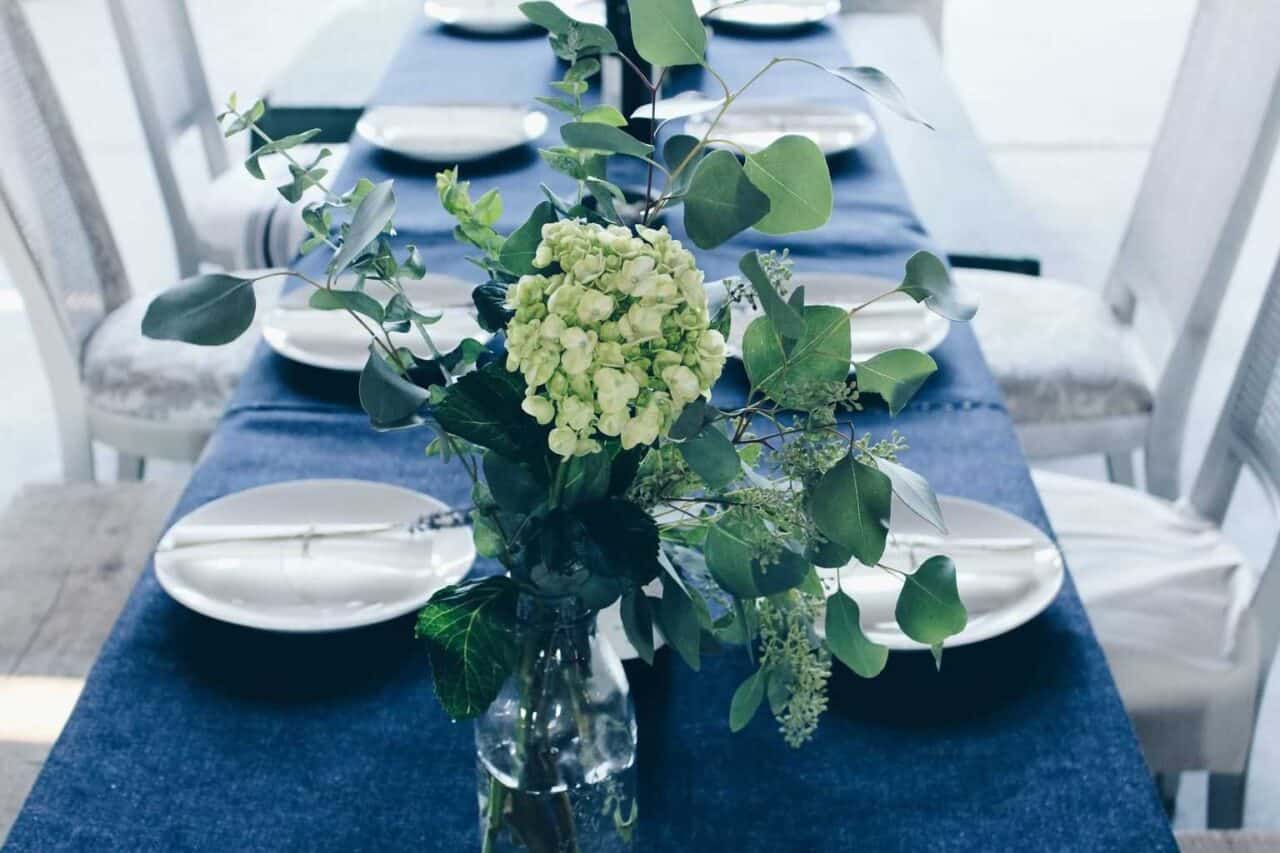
[959,268,1155,425]
[81,294,258,428]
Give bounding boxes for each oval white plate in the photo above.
[717,271,950,364]
[818,495,1065,650]
[686,103,876,158]
[155,479,476,633]
[357,105,548,164]
[701,0,840,31]
[424,0,603,34]
[262,274,488,373]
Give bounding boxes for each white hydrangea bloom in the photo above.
[505,220,725,457]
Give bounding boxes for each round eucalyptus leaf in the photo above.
[809,456,891,566]
[629,0,706,67]
[141,273,257,346]
[825,592,889,678]
[742,306,851,408]
[854,348,937,415]
[894,555,968,646]
[744,135,833,235]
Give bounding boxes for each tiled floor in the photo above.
[0,0,1277,832]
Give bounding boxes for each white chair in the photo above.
[0,0,257,481]
[962,0,1280,498]
[1033,249,1280,828]
[106,0,344,276]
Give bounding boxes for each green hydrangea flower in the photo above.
[505,220,726,458]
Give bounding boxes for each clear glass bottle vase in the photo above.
[475,595,638,853]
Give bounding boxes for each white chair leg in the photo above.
[116,452,145,482]
[1207,771,1247,829]
[56,412,95,482]
[1105,451,1136,486]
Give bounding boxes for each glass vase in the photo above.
[475,595,638,853]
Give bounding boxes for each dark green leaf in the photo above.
[663,133,703,197]
[678,424,740,490]
[620,589,656,665]
[683,150,771,250]
[560,122,654,158]
[498,201,557,277]
[729,670,765,732]
[483,452,546,514]
[810,456,892,565]
[472,282,514,333]
[742,306,852,409]
[669,398,709,441]
[855,348,937,415]
[330,180,396,276]
[575,498,661,584]
[141,273,257,345]
[608,447,646,496]
[896,251,976,321]
[825,592,889,678]
[739,250,804,339]
[876,458,947,534]
[359,350,429,429]
[630,0,706,67]
[705,509,810,597]
[654,578,701,670]
[414,577,519,720]
[432,362,547,458]
[744,135,833,235]
[560,450,611,506]
[403,245,426,279]
[308,288,385,324]
[895,555,967,646]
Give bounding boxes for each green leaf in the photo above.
[810,456,892,566]
[142,274,257,346]
[498,201,557,277]
[308,288,385,324]
[823,64,932,129]
[574,498,661,585]
[223,99,264,136]
[729,670,765,732]
[744,135,833,235]
[472,282,514,333]
[359,350,429,429]
[854,348,937,415]
[483,452,546,514]
[895,555,967,646]
[560,450,611,506]
[739,250,804,340]
[414,577,519,720]
[330,180,396,276]
[825,592,889,678]
[620,589,656,665]
[581,104,628,127]
[668,398,709,441]
[896,251,976,321]
[630,0,707,67]
[519,0,574,31]
[244,129,321,180]
[704,509,811,597]
[683,150,771,250]
[741,306,851,409]
[876,458,947,533]
[663,133,703,199]
[432,362,547,458]
[560,122,654,158]
[677,423,740,490]
[654,577,701,670]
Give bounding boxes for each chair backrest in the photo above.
[1103,0,1280,498]
[0,0,131,362]
[107,0,227,277]
[1190,250,1280,704]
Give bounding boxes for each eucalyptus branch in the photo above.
[848,289,899,315]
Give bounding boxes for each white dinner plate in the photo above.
[717,271,950,364]
[818,495,1065,650]
[357,105,548,164]
[701,0,841,31]
[685,103,877,158]
[424,0,604,35]
[262,274,488,373]
[154,479,476,633]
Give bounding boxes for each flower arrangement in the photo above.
[142,0,976,847]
